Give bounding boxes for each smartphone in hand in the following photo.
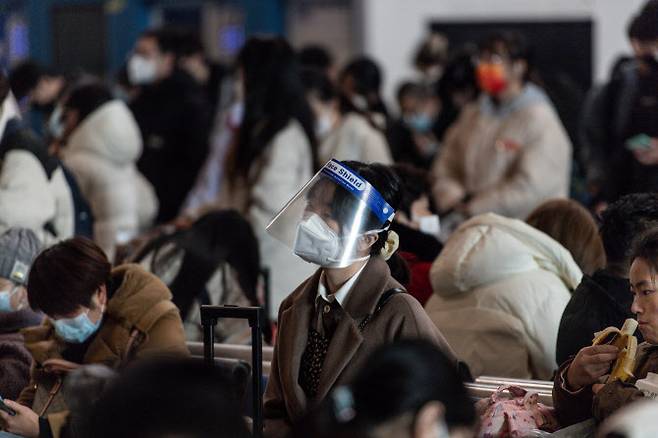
[0,396,16,416]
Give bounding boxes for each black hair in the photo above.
[627,0,658,43]
[390,164,430,217]
[600,194,658,270]
[0,71,9,103]
[630,9,658,43]
[64,82,114,124]
[28,237,111,317]
[91,358,250,438]
[437,50,478,98]
[339,56,389,119]
[140,28,185,57]
[628,14,643,41]
[630,228,658,273]
[299,45,334,72]
[478,31,535,83]
[413,32,448,70]
[434,50,479,140]
[293,340,475,437]
[396,81,425,106]
[228,37,318,183]
[136,211,260,318]
[9,60,45,101]
[301,67,336,103]
[176,30,205,57]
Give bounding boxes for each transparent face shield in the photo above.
[267,159,396,268]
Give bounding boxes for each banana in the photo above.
[591,319,639,384]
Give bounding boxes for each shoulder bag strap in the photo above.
[358,287,405,331]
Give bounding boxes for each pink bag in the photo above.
[476,385,559,438]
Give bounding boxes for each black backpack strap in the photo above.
[358,287,405,331]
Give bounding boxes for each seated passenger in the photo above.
[430,31,571,220]
[0,237,188,438]
[554,228,658,426]
[425,199,604,380]
[0,228,42,400]
[58,82,158,260]
[387,82,440,170]
[390,164,443,305]
[293,339,475,438]
[319,58,393,164]
[557,193,658,365]
[193,37,317,323]
[0,72,74,245]
[264,160,455,438]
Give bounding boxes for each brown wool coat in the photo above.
[263,256,456,438]
[553,343,658,426]
[16,264,189,437]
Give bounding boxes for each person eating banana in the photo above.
[553,228,658,426]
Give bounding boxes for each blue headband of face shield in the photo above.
[320,159,396,227]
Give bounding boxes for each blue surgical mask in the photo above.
[47,105,65,139]
[405,113,433,133]
[53,309,102,343]
[0,290,12,313]
[0,286,19,313]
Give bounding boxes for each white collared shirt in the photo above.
[317,261,369,307]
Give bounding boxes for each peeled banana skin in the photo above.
[591,319,639,384]
[607,335,638,383]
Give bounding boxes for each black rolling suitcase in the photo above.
[201,305,264,438]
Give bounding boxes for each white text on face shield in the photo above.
[326,161,365,191]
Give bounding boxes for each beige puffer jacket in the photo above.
[425,213,582,380]
[431,84,572,219]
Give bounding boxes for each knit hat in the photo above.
[0,228,42,285]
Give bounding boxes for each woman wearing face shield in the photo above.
[263,159,457,438]
[0,237,188,438]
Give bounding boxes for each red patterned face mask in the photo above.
[476,62,508,96]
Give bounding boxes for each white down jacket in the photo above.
[62,100,157,259]
[424,213,582,380]
[0,94,74,246]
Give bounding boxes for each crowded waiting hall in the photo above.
[3,0,658,437]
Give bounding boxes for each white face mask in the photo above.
[127,54,158,85]
[315,113,335,139]
[294,214,342,267]
[293,213,374,268]
[351,94,369,112]
[413,214,441,239]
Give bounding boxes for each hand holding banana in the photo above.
[567,319,639,391]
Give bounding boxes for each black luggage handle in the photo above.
[201,305,264,438]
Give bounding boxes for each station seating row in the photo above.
[186,342,554,406]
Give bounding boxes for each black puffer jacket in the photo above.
[556,269,639,366]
